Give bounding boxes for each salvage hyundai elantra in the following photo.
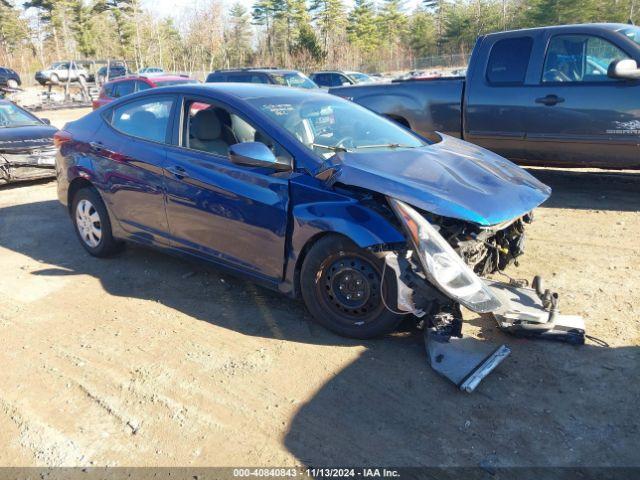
[55,84,584,391]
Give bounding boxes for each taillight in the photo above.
[53,130,72,148]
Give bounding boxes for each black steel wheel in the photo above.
[301,235,403,338]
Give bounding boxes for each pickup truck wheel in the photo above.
[301,235,403,339]
[71,187,122,257]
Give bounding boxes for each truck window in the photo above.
[542,35,629,83]
[486,37,533,85]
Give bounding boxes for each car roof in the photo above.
[211,69,300,75]
[486,22,632,37]
[149,82,330,100]
[105,74,192,85]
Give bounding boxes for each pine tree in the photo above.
[227,3,252,66]
[310,0,347,51]
[347,0,380,55]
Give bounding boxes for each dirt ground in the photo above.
[0,108,639,468]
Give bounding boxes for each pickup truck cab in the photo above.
[331,24,640,169]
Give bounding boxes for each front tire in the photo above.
[300,235,403,339]
[71,187,121,257]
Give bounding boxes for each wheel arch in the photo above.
[67,177,94,214]
[284,202,406,298]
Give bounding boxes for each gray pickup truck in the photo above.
[331,23,640,169]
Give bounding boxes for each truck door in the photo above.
[464,35,535,160]
[522,32,640,168]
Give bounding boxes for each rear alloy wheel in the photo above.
[301,235,403,338]
[72,188,121,257]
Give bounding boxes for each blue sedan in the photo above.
[54,83,551,339]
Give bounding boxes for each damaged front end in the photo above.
[0,145,57,185]
[384,198,585,393]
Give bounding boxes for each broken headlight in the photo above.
[388,198,501,313]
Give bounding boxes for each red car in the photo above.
[92,75,199,110]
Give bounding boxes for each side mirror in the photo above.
[228,142,291,171]
[341,80,351,86]
[41,118,51,125]
[608,59,640,80]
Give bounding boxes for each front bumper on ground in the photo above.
[384,253,585,393]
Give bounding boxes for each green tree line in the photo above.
[0,0,638,80]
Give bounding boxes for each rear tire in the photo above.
[71,187,122,257]
[300,235,403,339]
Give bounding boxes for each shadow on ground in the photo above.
[0,171,639,467]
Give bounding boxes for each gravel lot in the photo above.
[0,108,639,468]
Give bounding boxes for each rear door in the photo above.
[464,34,535,160]
[522,31,640,168]
[96,95,176,245]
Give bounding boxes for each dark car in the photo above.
[0,100,57,185]
[92,75,199,109]
[0,67,21,89]
[55,83,553,347]
[311,70,374,88]
[331,23,640,169]
[96,64,132,83]
[206,68,318,89]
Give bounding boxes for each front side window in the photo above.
[247,94,426,159]
[486,37,533,85]
[181,99,290,163]
[542,35,630,83]
[110,97,174,143]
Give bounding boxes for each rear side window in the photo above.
[486,37,533,85]
[135,81,151,91]
[113,81,135,98]
[206,73,226,82]
[109,97,174,143]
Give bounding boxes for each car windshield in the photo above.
[247,94,426,158]
[618,26,640,46]
[271,72,318,89]
[349,72,373,83]
[0,103,41,128]
[154,79,198,87]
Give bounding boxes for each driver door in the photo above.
[163,96,293,283]
[523,33,640,167]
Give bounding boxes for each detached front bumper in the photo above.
[384,253,585,393]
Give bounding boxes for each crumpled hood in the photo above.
[318,134,551,226]
[0,125,57,152]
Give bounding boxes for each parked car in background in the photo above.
[92,74,199,109]
[56,83,550,346]
[331,23,640,169]
[0,100,57,185]
[0,67,21,89]
[310,70,375,88]
[206,68,318,89]
[97,64,132,83]
[138,67,165,75]
[35,61,90,86]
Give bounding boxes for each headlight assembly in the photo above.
[388,197,501,313]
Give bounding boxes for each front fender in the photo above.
[280,192,406,296]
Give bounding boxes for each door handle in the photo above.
[535,95,565,106]
[166,165,189,178]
